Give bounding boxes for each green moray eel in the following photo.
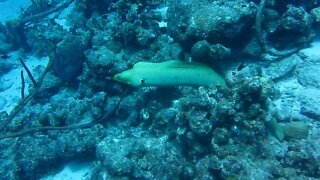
[113,60,226,87]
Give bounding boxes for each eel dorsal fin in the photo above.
[133,60,207,69]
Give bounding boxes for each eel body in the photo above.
[113,60,226,87]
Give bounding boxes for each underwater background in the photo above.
[0,0,320,179]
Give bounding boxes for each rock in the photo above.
[167,0,256,45]
[96,136,185,178]
[298,41,320,63]
[297,65,320,88]
[261,5,313,53]
[283,122,309,140]
[208,44,231,62]
[54,34,90,81]
[136,27,157,47]
[298,88,320,120]
[191,40,231,63]
[311,7,320,24]
[96,138,134,176]
[85,46,117,77]
[283,168,297,179]
[188,109,213,137]
[211,128,229,145]
[280,6,313,34]
[191,40,211,59]
[264,54,302,81]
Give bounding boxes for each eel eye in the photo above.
[140,79,145,84]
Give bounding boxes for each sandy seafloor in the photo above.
[0,0,90,179]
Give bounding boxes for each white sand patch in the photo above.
[0,51,48,113]
[0,0,31,23]
[272,39,320,121]
[273,78,305,120]
[41,162,92,180]
[54,2,77,31]
[299,40,320,60]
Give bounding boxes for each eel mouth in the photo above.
[113,74,127,83]
[112,74,124,82]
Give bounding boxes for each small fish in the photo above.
[236,62,245,71]
[0,53,10,60]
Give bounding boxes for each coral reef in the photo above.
[0,0,319,179]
